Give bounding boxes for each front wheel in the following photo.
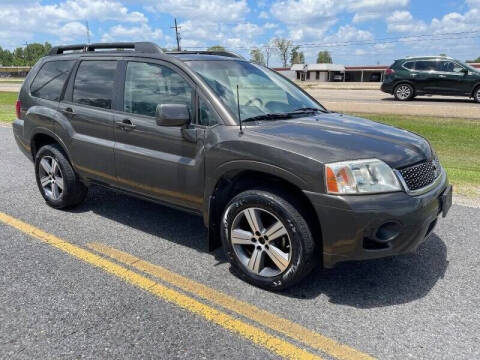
[221,189,317,290]
[394,83,415,101]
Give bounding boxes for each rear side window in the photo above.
[73,61,116,109]
[30,60,74,101]
[415,61,437,71]
[403,61,415,70]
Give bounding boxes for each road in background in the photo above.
[306,88,480,119]
[1,125,479,359]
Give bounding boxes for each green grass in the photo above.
[0,91,17,123]
[353,113,480,195]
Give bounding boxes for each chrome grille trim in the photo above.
[395,166,446,196]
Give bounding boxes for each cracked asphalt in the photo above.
[1,125,479,359]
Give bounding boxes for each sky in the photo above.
[1,0,479,66]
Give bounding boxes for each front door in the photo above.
[113,60,205,210]
[436,61,473,95]
[61,59,118,183]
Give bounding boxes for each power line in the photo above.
[181,30,480,51]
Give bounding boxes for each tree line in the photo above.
[249,39,332,68]
[0,43,52,66]
[206,41,332,68]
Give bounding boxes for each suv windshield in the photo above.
[186,60,325,122]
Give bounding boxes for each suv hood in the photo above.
[248,113,433,169]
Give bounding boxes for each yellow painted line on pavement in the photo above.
[0,212,322,360]
[87,242,374,360]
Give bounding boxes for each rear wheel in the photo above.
[474,86,480,103]
[221,189,316,290]
[394,83,415,101]
[35,144,87,209]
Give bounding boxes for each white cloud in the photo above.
[102,24,163,42]
[259,11,270,19]
[386,10,427,32]
[233,23,264,38]
[145,0,249,22]
[0,0,149,46]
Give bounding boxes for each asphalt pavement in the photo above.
[1,126,479,359]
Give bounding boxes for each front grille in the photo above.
[399,160,441,191]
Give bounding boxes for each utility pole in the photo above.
[86,21,91,44]
[171,18,181,51]
[23,42,28,66]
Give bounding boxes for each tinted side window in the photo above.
[198,97,219,126]
[124,62,192,117]
[403,61,415,70]
[438,61,465,73]
[30,60,74,101]
[415,61,437,71]
[73,61,116,109]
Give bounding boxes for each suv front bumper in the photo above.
[304,173,450,268]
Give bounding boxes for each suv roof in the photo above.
[396,55,454,62]
[47,42,245,62]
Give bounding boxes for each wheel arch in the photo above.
[31,129,70,162]
[206,167,322,253]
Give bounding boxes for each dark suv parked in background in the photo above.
[382,56,480,102]
[13,42,452,290]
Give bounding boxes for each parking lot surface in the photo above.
[1,126,479,359]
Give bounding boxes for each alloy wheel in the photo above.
[230,207,292,277]
[396,85,412,100]
[38,156,64,201]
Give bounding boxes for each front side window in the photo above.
[30,60,74,101]
[73,61,116,109]
[438,61,465,73]
[198,97,219,126]
[124,62,193,118]
[186,60,324,122]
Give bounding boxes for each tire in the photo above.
[35,144,87,209]
[394,83,415,101]
[474,86,480,103]
[221,189,317,290]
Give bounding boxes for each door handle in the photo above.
[411,73,417,77]
[116,119,136,130]
[439,75,446,78]
[62,107,75,115]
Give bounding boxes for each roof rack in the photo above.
[48,42,163,56]
[404,55,452,59]
[166,50,245,59]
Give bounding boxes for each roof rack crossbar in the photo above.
[48,42,163,56]
[166,50,245,59]
[48,44,87,55]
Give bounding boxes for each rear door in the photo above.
[412,60,440,93]
[113,59,205,210]
[61,59,119,184]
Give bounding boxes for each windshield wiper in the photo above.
[242,113,291,123]
[288,107,327,114]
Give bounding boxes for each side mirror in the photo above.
[156,104,190,127]
[461,68,468,75]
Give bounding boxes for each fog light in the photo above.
[375,221,401,242]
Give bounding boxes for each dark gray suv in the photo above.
[13,42,452,290]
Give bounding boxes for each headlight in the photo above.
[325,159,401,194]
